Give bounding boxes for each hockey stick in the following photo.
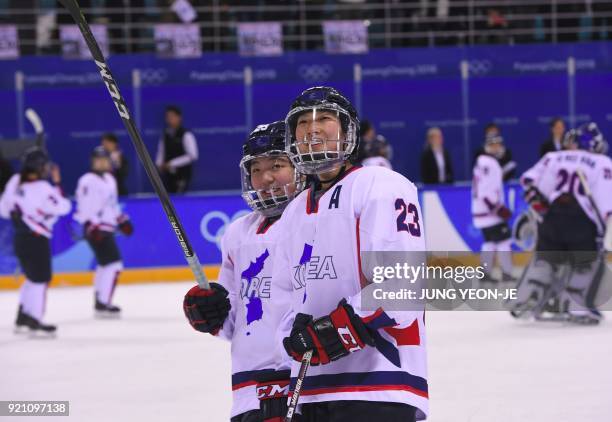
[25,108,45,150]
[58,0,209,289]
[576,169,606,229]
[285,350,312,422]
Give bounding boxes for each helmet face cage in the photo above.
[285,105,358,175]
[239,150,305,217]
[91,146,112,171]
[563,122,608,154]
[484,135,505,159]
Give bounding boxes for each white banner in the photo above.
[0,25,19,59]
[237,22,283,57]
[154,24,202,58]
[60,24,108,59]
[171,0,197,23]
[323,20,368,54]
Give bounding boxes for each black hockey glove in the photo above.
[495,205,512,221]
[9,208,22,224]
[524,186,549,215]
[256,370,291,422]
[117,215,134,236]
[283,299,374,366]
[84,222,105,243]
[183,283,230,335]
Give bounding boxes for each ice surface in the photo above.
[1,281,611,422]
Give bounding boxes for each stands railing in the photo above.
[2,0,611,55]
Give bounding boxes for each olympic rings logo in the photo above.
[298,65,333,82]
[468,60,492,76]
[199,209,251,249]
[139,68,168,85]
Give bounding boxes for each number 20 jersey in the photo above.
[272,165,429,420]
[521,150,612,233]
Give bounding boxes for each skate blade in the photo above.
[508,300,538,319]
[566,315,601,326]
[509,309,531,320]
[95,311,121,319]
[14,325,30,335]
[534,313,569,322]
[28,329,57,339]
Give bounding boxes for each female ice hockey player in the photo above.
[183,121,305,422]
[74,146,133,317]
[0,148,71,335]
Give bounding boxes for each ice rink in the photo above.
[2,281,611,422]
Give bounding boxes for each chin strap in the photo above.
[317,163,348,186]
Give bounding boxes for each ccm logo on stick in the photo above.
[95,60,130,120]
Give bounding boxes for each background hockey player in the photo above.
[510,122,612,324]
[183,121,305,422]
[361,134,393,169]
[74,146,134,317]
[472,134,515,283]
[272,87,428,421]
[0,148,71,335]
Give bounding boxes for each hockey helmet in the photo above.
[562,122,608,154]
[21,147,49,177]
[285,86,360,175]
[240,121,305,217]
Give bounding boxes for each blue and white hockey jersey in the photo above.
[272,165,428,419]
[215,212,292,417]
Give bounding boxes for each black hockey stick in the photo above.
[576,169,606,229]
[25,108,45,150]
[58,0,209,289]
[285,350,312,422]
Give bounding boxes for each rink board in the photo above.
[6,182,610,290]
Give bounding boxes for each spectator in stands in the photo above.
[420,126,454,184]
[0,150,13,193]
[10,0,36,55]
[101,132,129,196]
[478,6,511,44]
[104,0,128,54]
[539,117,566,157]
[156,105,199,194]
[473,123,516,181]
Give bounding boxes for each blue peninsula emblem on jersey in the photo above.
[240,249,270,329]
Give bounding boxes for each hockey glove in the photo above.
[496,205,512,221]
[117,215,134,236]
[524,186,549,215]
[183,283,230,335]
[9,208,22,224]
[84,222,105,243]
[256,370,291,422]
[283,299,374,366]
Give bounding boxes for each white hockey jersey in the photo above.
[74,172,122,232]
[215,212,292,418]
[272,166,428,419]
[472,154,505,229]
[0,174,71,238]
[521,150,612,233]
